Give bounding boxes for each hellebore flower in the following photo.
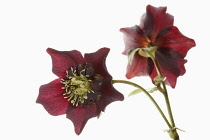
[120,5,196,88]
[36,48,124,135]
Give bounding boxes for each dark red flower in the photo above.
[120,5,196,88]
[36,48,124,135]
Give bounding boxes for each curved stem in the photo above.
[112,80,172,129]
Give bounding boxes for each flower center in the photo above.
[70,76,91,95]
[61,64,103,107]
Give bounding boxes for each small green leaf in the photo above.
[128,87,158,97]
[148,87,158,93]
[128,88,143,97]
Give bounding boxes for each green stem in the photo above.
[151,57,179,140]
[152,58,162,77]
[162,82,176,127]
[112,80,172,129]
[152,58,176,128]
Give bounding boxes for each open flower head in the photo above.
[36,48,124,135]
[120,5,196,88]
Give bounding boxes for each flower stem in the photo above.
[152,58,176,128]
[112,80,172,129]
[162,83,176,127]
[151,58,179,139]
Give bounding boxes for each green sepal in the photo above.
[138,46,157,59]
[128,48,140,65]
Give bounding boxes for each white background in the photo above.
[0,0,208,139]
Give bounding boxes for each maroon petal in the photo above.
[151,26,195,88]
[66,104,101,135]
[150,48,186,88]
[149,63,179,88]
[47,48,85,78]
[84,48,111,78]
[126,53,153,79]
[36,79,69,116]
[140,5,174,42]
[155,26,196,57]
[120,25,148,55]
[99,78,124,112]
[178,59,187,76]
[149,67,158,85]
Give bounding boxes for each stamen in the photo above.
[80,69,85,76]
[60,64,103,107]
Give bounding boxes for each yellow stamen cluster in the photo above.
[61,68,93,106]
